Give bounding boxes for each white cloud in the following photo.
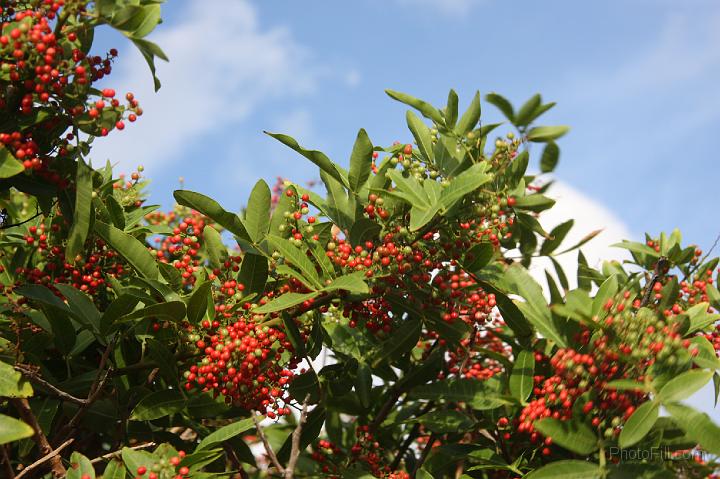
[395,0,485,15]
[92,0,317,174]
[529,181,632,289]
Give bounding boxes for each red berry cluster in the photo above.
[183,318,297,416]
[134,451,188,479]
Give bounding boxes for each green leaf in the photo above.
[485,93,515,122]
[618,400,659,448]
[197,416,257,450]
[267,235,321,289]
[606,379,649,392]
[611,240,660,257]
[540,220,574,256]
[121,448,157,476]
[102,459,126,479]
[372,319,421,366]
[439,162,492,210]
[525,460,601,479]
[445,89,459,128]
[282,313,306,357]
[509,350,535,402]
[665,402,720,454]
[385,169,430,208]
[0,145,24,178]
[355,363,372,409]
[0,414,34,445]
[348,128,374,192]
[238,253,268,296]
[202,225,227,269]
[244,180,271,243]
[129,37,168,92]
[534,418,598,454]
[289,370,321,403]
[187,281,212,324]
[130,389,186,421]
[686,302,720,334]
[0,361,33,398]
[512,194,556,212]
[253,292,319,313]
[540,141,560,173]
[118,301,186,324]
[410,379,510,410]
[455,91,481,136]
[657,369,713,402]
[66,160,93,262]
[413,410,475,433]
[265,132,349,189]
[527,125,570,142]
[462,242,495,273]
[505,265,566,347]
[54,284,102,335]
[591,275,618,318]
[323,272,369,294]
[385,89,445,125]
[173,190,250,242]
[514,94,542,127]
[94,221,159,279]
[67,451,95,479]
[406,110,435,162]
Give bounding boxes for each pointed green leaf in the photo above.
[445,89,459,128]
[0,146,25,178]
[66,160,93,262]
[197,416,257,451]
[267,235,321,289]
[406,110,435,162]
[238,253,268,296]
[94,220,159,279]
[187,281,212,324]
[514,94,542,127]
[509,350,535,402]
[385,89,445,125]
[485,93,514,122]
[619,400,659,448]
[527,125,570,142]
[534,418,598,454]
[245,179,271,243]
[323,272,369,294]
[173,190,250,242]
[202,225,227,269]
[0,414,34,445]
[0,361,34,398]
[253,292,320,313]
[665,402,720,454]
[439,162,491,210]
[540,141,560,173]
[130,389,185,420]
[265,132,348,189]
[348,128,374,192]
[591,275,618,318]
[540,220,574,256]
[456,91,481,136]
[657,369,713,402]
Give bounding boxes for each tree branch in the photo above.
[14,364,87,405]
[253,414,285,475]
[390,401,435,471]
[411,432,438,478]
[89,442,156,464]
[640,256,668,308]
[285,396,310,479]
[11,398,67,477]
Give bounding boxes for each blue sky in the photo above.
[92,0,720,418]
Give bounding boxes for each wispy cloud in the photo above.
[394,0,486,16]
[92,0,318,174]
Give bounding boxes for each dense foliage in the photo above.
[2,2,720,478]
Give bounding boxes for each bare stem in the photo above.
[285,396,310,479]
[14,364,87,405]
[89,442,156,464]
[253,414,285,475]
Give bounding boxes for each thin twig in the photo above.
[14,438,73,479]
[390,401,435,470]
[89,442,156,464]
[1,444,15,479]
[411,432,438,477]
[253,414,285,475]
[11,398,67,477]
[640,256,668,308]
[285,396,310,479]
[14,364,87,405]
[57,335,117,441]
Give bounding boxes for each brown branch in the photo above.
[285,396,310,479]
[253,414,285,475]
[411,432,438,478]
[1,444,15,479]
[89,442,156,464]
[390,401,436,471]
[14,364,87,405]
[57,336,117,441]
[640,256,669,308]
[11,398,67,477]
